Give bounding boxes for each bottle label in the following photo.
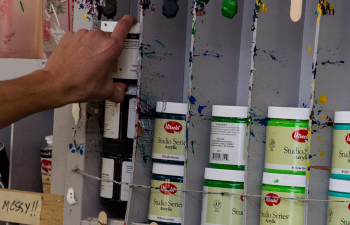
[327,196,350,224]
[152,118,186,162]
[148,179,183,223]
[201,186,243,225]
[120,161,132,201]
[331,130,350,175]
[100,158,115,199]
[127,98,137,139]
[41,157,52,194]
[210,122,246,166]
[265,126,308,171]
[260,190,304,225]
[104,101,121,139]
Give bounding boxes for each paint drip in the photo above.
[162,0,179,19]
[221,0,238,19]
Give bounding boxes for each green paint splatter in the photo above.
[192,21,196,35]
[191,140,196,154]
[221,0,238,19]
[190,73,194,81]
[155,40,165,48]
[274,179,279,183]
[48,1,63,13]
[192,123,194,128]
[20,1,24,12]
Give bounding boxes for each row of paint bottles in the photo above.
[326,111,350,224]
[148,102,187,225]
[99,21,141,219]
[260,106,310,225]
[201,105,248,225]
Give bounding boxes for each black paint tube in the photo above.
[0,142,9,188]
[104,0,117,19]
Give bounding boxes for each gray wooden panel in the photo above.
[247,0,307,224]
[308,2,350,224]
[184,0,247,224]
[127,0,189,223]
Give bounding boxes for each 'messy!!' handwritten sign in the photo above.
[0,189,42,225]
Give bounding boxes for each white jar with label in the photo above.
[201,168,244,225]
[210,105,248,170]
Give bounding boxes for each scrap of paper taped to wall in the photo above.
[0,190,42,225]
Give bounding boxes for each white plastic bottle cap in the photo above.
[334,111,350,124]
[45,135,53,145]
[329,178,350,193]
[152,163,184,177]
[212,105,248,118]
[156,102,187,115]
[204,168,245,183]
[268,106,309,120]
[262,172,306,187]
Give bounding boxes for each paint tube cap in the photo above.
[204,168,245,183]
[334,111,350,124]
[156,102,187,115]
[152,163,184,177]
[268,107,309,120]
[329,178,350,193]
[212,105,248,118]
[262,172,306,187]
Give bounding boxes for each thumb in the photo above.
[108,82,127,103]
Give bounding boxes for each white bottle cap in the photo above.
[204,168,245,183]
[268,106,309,120]
[334,111,350,124]
[156,102,187,115]
[329,178,350,193]
[212,105,248,118]
[152,163,184,177]
[262,172,306,187]
[45,135,53,145]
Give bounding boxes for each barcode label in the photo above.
[212,153,229,161]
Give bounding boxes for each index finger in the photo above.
[110,15,137,45]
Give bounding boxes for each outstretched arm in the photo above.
[0,15,137,129]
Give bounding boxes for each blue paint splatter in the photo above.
[253,118,269,126]
[69,143,73,149]
[250,131,255,137]
[80,149,84,155]
[71,149,76,153]
[193,50,222,59]
[198,105,207,114]
[189,96,197,105]
[302,103,308,108]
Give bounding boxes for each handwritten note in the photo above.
[0,190,42,225]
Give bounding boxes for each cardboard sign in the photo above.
[0,189,42,225]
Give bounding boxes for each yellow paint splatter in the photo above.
[307,146,310,151]
[317,94,328,104]
[319,150,323,159]
[307,161,310,167]
[308,46,311,55]
[321,115,333,123]
[307,171,310,180]
[336,105,338,111]
[83,14,88,19]
[262,1,267,12]
[275,11,276,14]
[318,136,322,140]
[312,81,315,87]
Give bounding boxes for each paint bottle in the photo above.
[201,168,244,225]
[260,172,305,225]
[41,135,53,194]
[148,163,184,225]
[327,178,350,224]
[264,106,309,175]
[104,82,137,144]
[210,105,248,170]
[331,111,350,180]
[100,143,132,218]
[152,102,187,165]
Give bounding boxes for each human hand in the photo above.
[43,15,137,106]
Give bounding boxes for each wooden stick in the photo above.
[290,0,303,22]
[98,211,107,225]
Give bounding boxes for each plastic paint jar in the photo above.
[260,172,305,225]
[148,163,184,225]
[152,102,187,165]
[331,111,350,180]
[210,105,248,170]
[201,168,244,225]
[327,178,350,224]
[264,106,309,175]
[100,143,132,218]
